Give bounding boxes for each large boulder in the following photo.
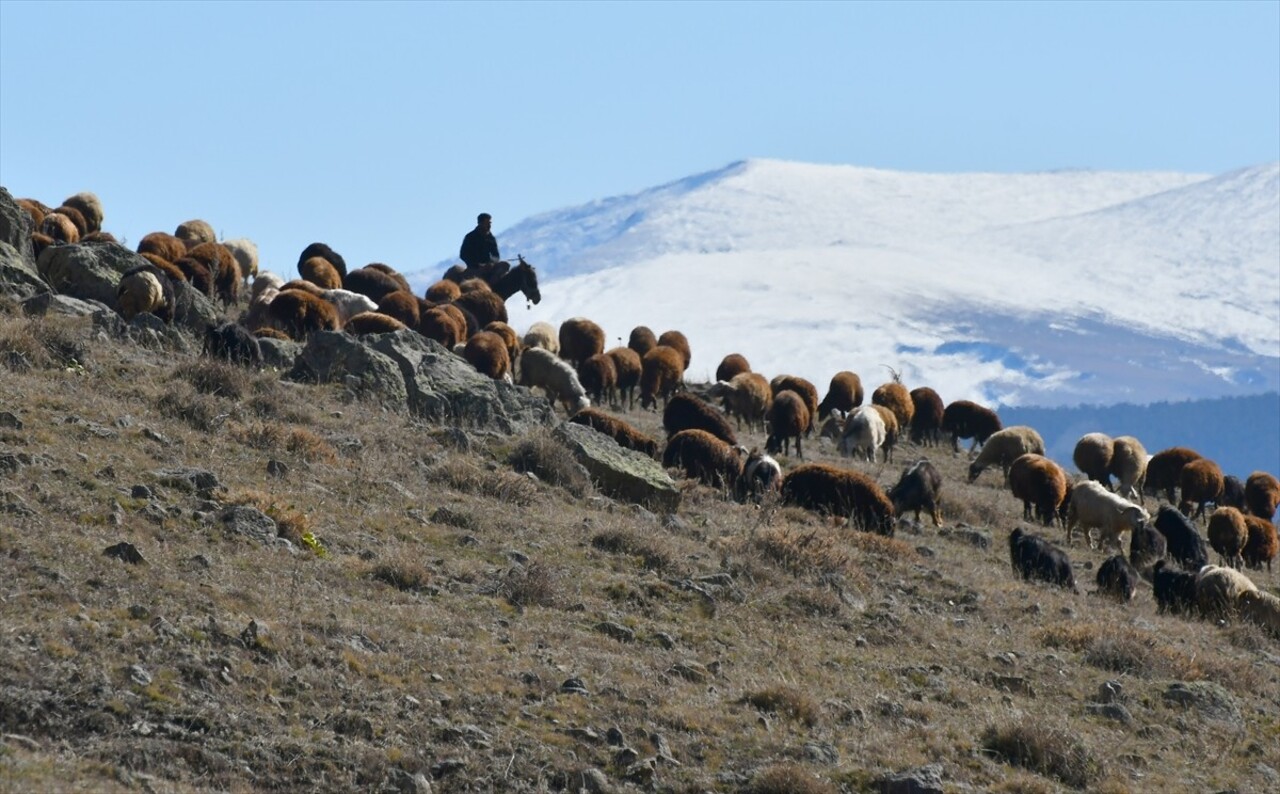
[368,330,554,434]
[36,241,148,306]
[553,421,681,513]
[1,241,50,301]
[21,292,108,318]
[0,186,35,266]
[257,336,302,371]
[291,331,408,408]
[171,279,221,334]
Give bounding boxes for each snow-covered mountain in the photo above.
[411,159,1280,412]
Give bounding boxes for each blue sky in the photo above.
[1,0,1276,280]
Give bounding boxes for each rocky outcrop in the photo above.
[0,187,35,266]
[553,422,680,512]
[37,241,148,306]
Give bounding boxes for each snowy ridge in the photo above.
[409,159,1280,415]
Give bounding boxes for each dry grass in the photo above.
[0,295,1276,794]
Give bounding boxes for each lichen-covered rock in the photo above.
[553,421,680,513]
[0,186,35,265]
[37,241,148,306]
[0,241,46,300]
[292,330,408,408]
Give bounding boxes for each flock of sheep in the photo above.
[13,191,1280,639]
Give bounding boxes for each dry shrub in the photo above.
[742,685,820,727]
[747,762,835,794]
[590,528,674,571]
[230,421,285,450]
[369,559,432,593]
[750,525,851,578]
[508,433,591,497]
[286,428,338,464]
[425,457,538,506]
[784,587,842,618]
[845,531,918,562]
[981,717,1103,789]
[227,490,312,545]
[172,359,249,400]
[494,562,561,609]
[0,314,91,371]
[946,487,1005,528]
[1035,624,1258,691]
[155,386,225,432]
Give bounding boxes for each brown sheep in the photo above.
[908,386,945,446]
[419,306,465,349]
[818,371,864,419]
[16,198,50,228]
[81,231,117,244]
[463,331,512,381]
[174,219,216,247]
[137,231,188,264]
[639,345,684,409]
[605,347,643,411]
[345,312,409,335]
[39,212,79,244]
[871,381,914,431]
[1207,507,1248,570]
[1008,453,1068,527]
[267,289,340,340]
[426,279,462,302]
[300,256,344,290]
[560,317,606,367]
[715,353,750,383]
[184,241,240,305]
[1242,515,1277,572]
[709,371,772,431]
[454,288,508,327]
[173,257,214,297]
[657,330,691,371]
[253,327,292,341]
[568,407,659,458]
[30,232,56,260]
[1178,457,1223,520]
[364,263,412,293]
[344,267,404,304]
[1145,446,1202,503]
[870,404,900,463]
[578,353,618,407]
[437,304,473,339]
[770,375,819,434]
[484,321,523,365]
[61,192,103,234]
[458,277,492,294]
[662,429,744,491]
[51,205,88,237]
[628,326,657,357]
[297,242,348,280]
[780,463,895,536]
[139,253,187,285]
[1244,471,1280,520]
[377,291,421,329]
[280,279,325,296]
[1073,433,1115,487]
[765,390,809,459]
[663,392,737,445]
[942,400,1002,452]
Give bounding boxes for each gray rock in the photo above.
[1087,702,1134,724]
[103,542,145,565]
[389,768,433,794]
[170,280,221,335]
[256,336,302,371]
[21,291,107,318]
[0,241,45,300]
[0,412,21,430]
[578,768,613,794]
[595,621,636,643]
[553,422,680,512]
[293,331,407,408]
[1162,681,1242,729]
[369,331,554,432]
[0,187,35,265]
[36,241,146,306]
[875,764,945,794]
[804,741,839,765]
[150,468,221,495]
[220,505,278,545]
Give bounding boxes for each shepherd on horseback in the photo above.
[455,212,509,285]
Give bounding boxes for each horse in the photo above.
[491,255,541,307]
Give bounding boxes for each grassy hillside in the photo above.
[0,305,1276,794]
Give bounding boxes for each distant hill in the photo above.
[1001,392,1280,479]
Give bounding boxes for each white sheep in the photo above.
[250,271,284,301]
[517,347,590,414]
[222,237,260,282]
[838,406,886,463]
[116,269,166,321]
[1109,435,1149,504]
[707,372,772,431]
[1195,564,1258,621]
[1066,480,1149,551]
[966,426,1046,483]
[522,321,560,354]
[1237,589,1280,636]
[321,289,379,327]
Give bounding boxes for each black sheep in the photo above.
[1153,505,1209,571]
[1151,559,1198,615]
[1220,475,1246,510]
[203,322,262,367]
[1095,554,1138,601]
[1008,527,1077,591]
[297,242,348,280]
[1128,521,1168,576]
[888,459,944,527]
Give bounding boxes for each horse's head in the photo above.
[516,255,541,305]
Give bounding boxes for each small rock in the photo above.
[1162,681,1242,729]
[430,759,467,779]
[1087,702,1134,724]
[1097,680,1125,704]
[266,459,289,479]
[606,726,625,746]
[103,542,145,565]
[875,763,944,794]
[560,677,589,695]
[653,632,676,649]
[127,605,149,620]
[595,621,635,643]
[614,746,639,767]
[564,727,601,744]
[914,545,936,558]
[0,412,23,430]
[667,662,709,683]
[130,485,153,500]
[128,665,152,687]
[804,741,839,765]
[578,768,613,794]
